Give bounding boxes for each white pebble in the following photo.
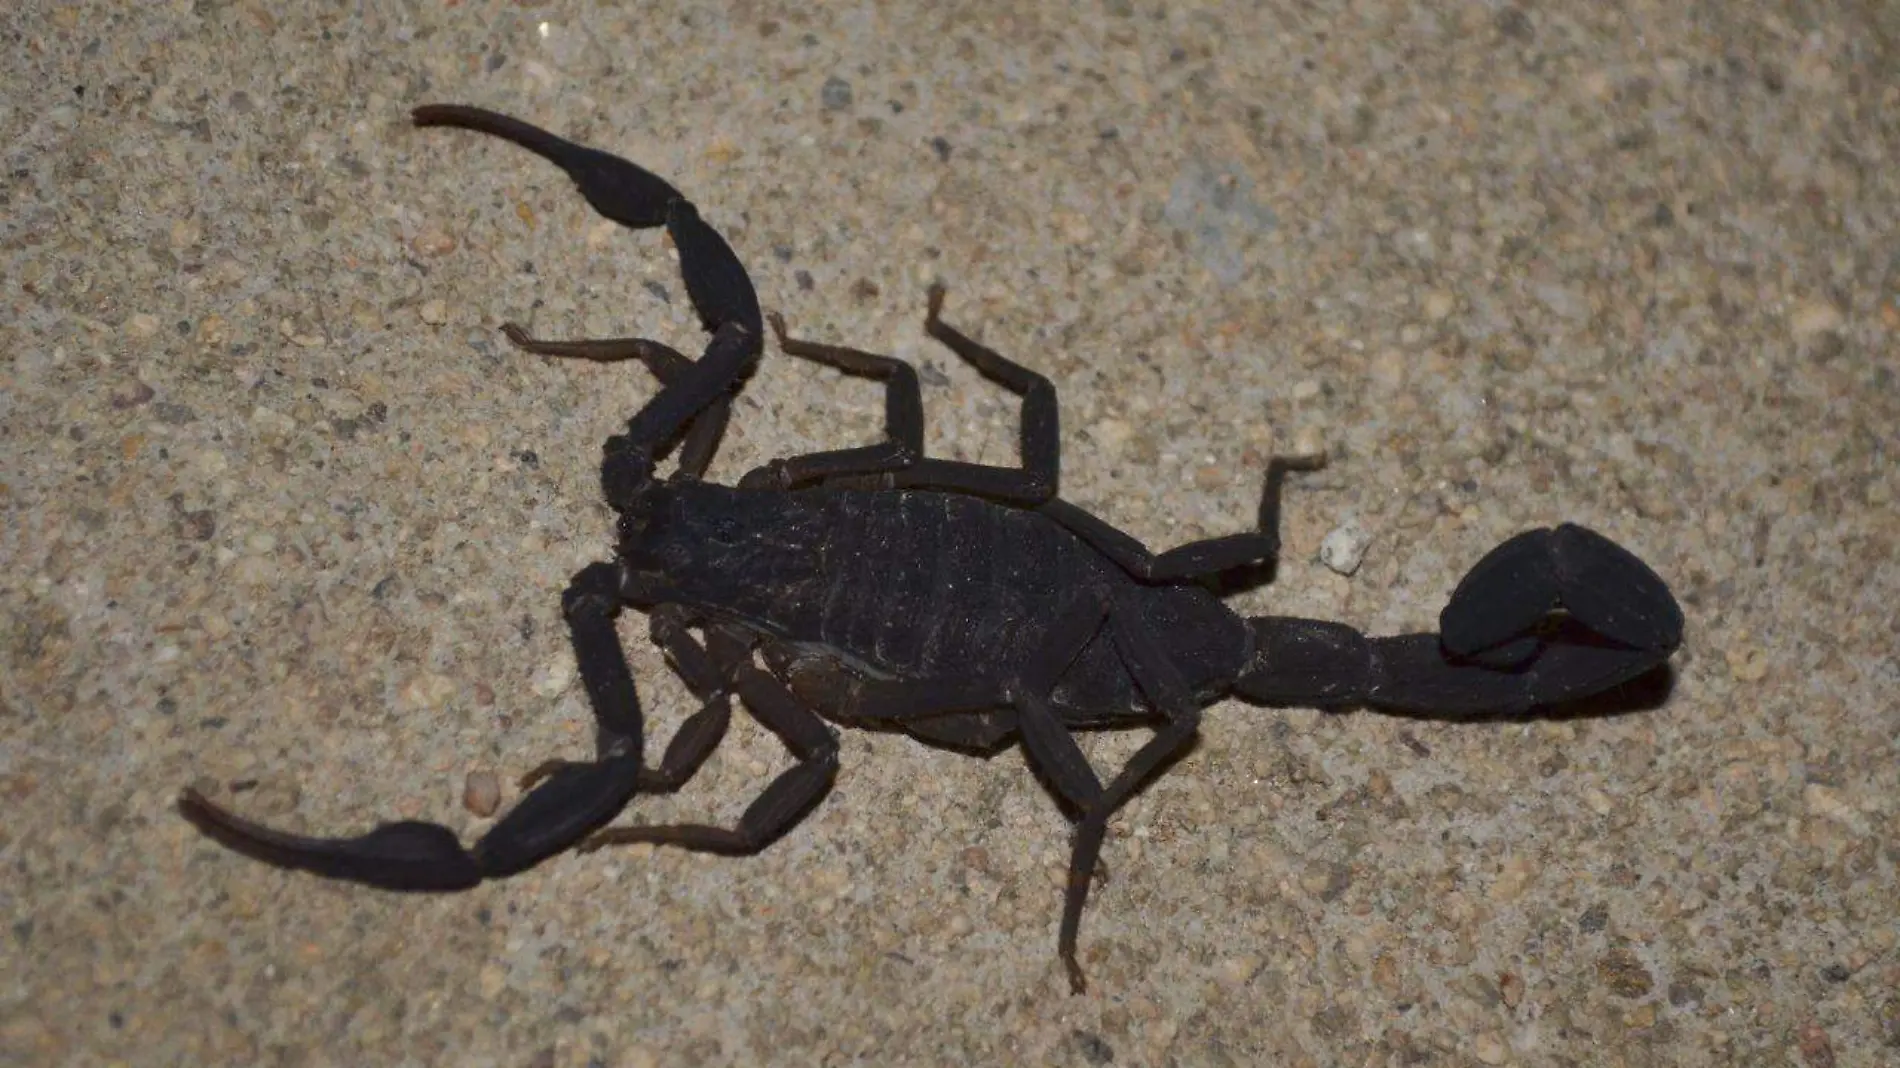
[531,655,574,698]
[399,671,457,710]
[463,769,502,817]
[1473,1031,1510,1064]
[1319,520,1371,576]
[1789,299,1843,340]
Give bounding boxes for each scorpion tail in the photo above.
[1233,524,1681,715]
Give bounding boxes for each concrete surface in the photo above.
[5,1,1896,1065]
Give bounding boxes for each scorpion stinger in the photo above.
[1234,523,1683,714]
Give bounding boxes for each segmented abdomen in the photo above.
[792,490,1107,679]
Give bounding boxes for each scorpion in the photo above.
[180,105,1684,993]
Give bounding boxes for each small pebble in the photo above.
[1489,854,1536,902]
[399,671,457,710]
[1369,348,1406,390]
[1290,426,1328,462]
[531,656,574,698]
[1473,1031,1509,1065]
[230,556,276,586]
[170,218,203,248]
[821,76,853,110]
[477,963,506,1000]
[410,229,457,257]
[1319,519,1371,575]
[1725,642,1769,682]
[195,314,228,345]
[278,319,323,347]
[1789,299,1843,340]
[1093,417,1132,450]
[1499,970,1525,1009]
[419,299,449,326]
[463,770,501,817]
[250,404,296,436]
[1803,783,1868,834]
[1596,947,1653,998]
[1217,954,1262,985]
[1797,1021,1836,1068]
[110,380,156,409]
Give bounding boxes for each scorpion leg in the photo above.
[889,283,1061,503]
[1045,602,1213,992]
[579,626,841,856]
[1039,454,1326,583]
[1005,593,1211,993]
[998,596,1122,993]
[518,603,734,797]
[599,321,760,510]
[177,562,648,886]
[1235,525,1682,714]
[734,311,926,488]
[766,656,1020,751]
[498,326,730,481]
[736,285,1060,501]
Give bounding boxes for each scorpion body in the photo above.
[629,480,1253,727]
[181,106,1683,992]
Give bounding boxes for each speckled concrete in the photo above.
[5,2,1896,1065]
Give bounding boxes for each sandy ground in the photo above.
[5,2,1896,1065]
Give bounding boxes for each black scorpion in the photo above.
[180,105,1684,992]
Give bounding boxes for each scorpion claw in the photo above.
[469,755,644,877]
[176,788,482,891]
[411,104,684,230]
[178,753,644,887]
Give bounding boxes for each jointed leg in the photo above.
[589,322,757,512]
[580,624,841,856]
[518,603,737,798]
[993,597,1117,992]
[752,285,1063,503]
[1041,454,1326,583]
[1008,596,1207,994]
[891,284,1061,503]
[738,312,926,489]
[500,326,731,480]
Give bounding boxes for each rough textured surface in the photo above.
[5,2,1896,1065]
